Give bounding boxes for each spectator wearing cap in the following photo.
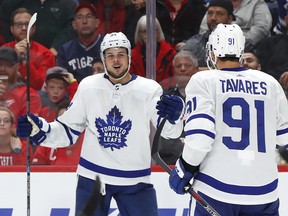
[39,66,78,122]
[2,7,56,91]
[57,2,103,83]
[0,46,41,120]
[182,0,234,71]
[199,0,272,48]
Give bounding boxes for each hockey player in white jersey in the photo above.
[169,23,288,216]
[16,32,185,216]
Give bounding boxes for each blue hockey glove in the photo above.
[169,157,194,194]
[156,94,184,124]
[17,113,50,145]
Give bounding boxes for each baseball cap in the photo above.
[0,46,18,63]
[46,66,69,85]
[209,0,236,21]
[75,2,97,17]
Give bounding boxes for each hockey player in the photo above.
[16,32,185,216]
[169,24,288,215]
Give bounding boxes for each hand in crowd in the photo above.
[0,78,8,99]
[62,72,77,84]
[279,71,288,90]
[14,38,28,62]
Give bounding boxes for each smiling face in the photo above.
[0,110,13,137]
[103,47,130,82]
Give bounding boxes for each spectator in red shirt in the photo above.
[0,106,31,166]
[33,100,83,165]
[39,66,78,122]
[2,8,56,90]
[0,46,41,120]
[130,15,177,88]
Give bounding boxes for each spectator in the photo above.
[183,0,234,70]
[130,15,177,88]
[0,106,31,165]
[242,48,261,70]
[200,0,272,47]
[91,57,104,74]
[123,0,146,48]
[159,50,199,164]
[272,0,287,34]
[256,4,288,89]
[39,66,78,123]
[33,100,83,165]
[2,8,56,91]
[0,0,77,56]
[57,2,103,83]
[156,0,206,49]
[0,46,41,120]
[94,0,127,35]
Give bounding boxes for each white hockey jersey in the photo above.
[41,74,183,185]
[183,67,288,205]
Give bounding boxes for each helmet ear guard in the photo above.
[205,24,245,69]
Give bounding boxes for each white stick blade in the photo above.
[27,13,37,43]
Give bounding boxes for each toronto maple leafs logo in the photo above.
[95,106,132,151]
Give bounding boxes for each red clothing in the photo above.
[0,140,33,166]
[1,84,42,120]
[3,41,56,90]
[32,133,83,165]
[67,81,78,100]
[130,40,177,88]
[95,0,126,34]
[39,106,56,123]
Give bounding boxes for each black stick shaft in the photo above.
[26,41,31,216]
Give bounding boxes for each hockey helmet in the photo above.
[206,24,245,69]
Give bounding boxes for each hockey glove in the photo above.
[17,113,50,145]
[169,157,194,195]
[156,94,184,124]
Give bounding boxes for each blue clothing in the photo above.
[76,175,158,216]
[191,191,279,216]
[57,34,103,82]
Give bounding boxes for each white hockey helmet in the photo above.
[100,32,131,79]
[206,24,245,69]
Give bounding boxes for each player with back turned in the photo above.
[169,23,288,216]
[16,32,185,216]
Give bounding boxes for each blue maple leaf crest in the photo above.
[95,106,132,151]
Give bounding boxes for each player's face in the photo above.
[243,52,261,70]
[10,12,35,41]
[45,79,67,103]
[104,47,129,80]
[73,8,100,38]
[207,6,233,31]
[174,57,198,87]
[0,110,13,136]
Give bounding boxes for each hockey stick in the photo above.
[79,176,103,216]
[279,146,288,163]
[25,13,37,216]
[152,118,221,216]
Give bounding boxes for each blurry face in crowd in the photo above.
[0,110,13,136]
[10,12,35,41]
[73,8,100,38]
[242,52,261,70]
[0,59,18,85]
[92,61,104,74]
[207,6,233,31]
[131,0,146,11]
[45,79,67,103]
[104,47,129,81]
[139,28,160,45]
[174,57,198,88]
